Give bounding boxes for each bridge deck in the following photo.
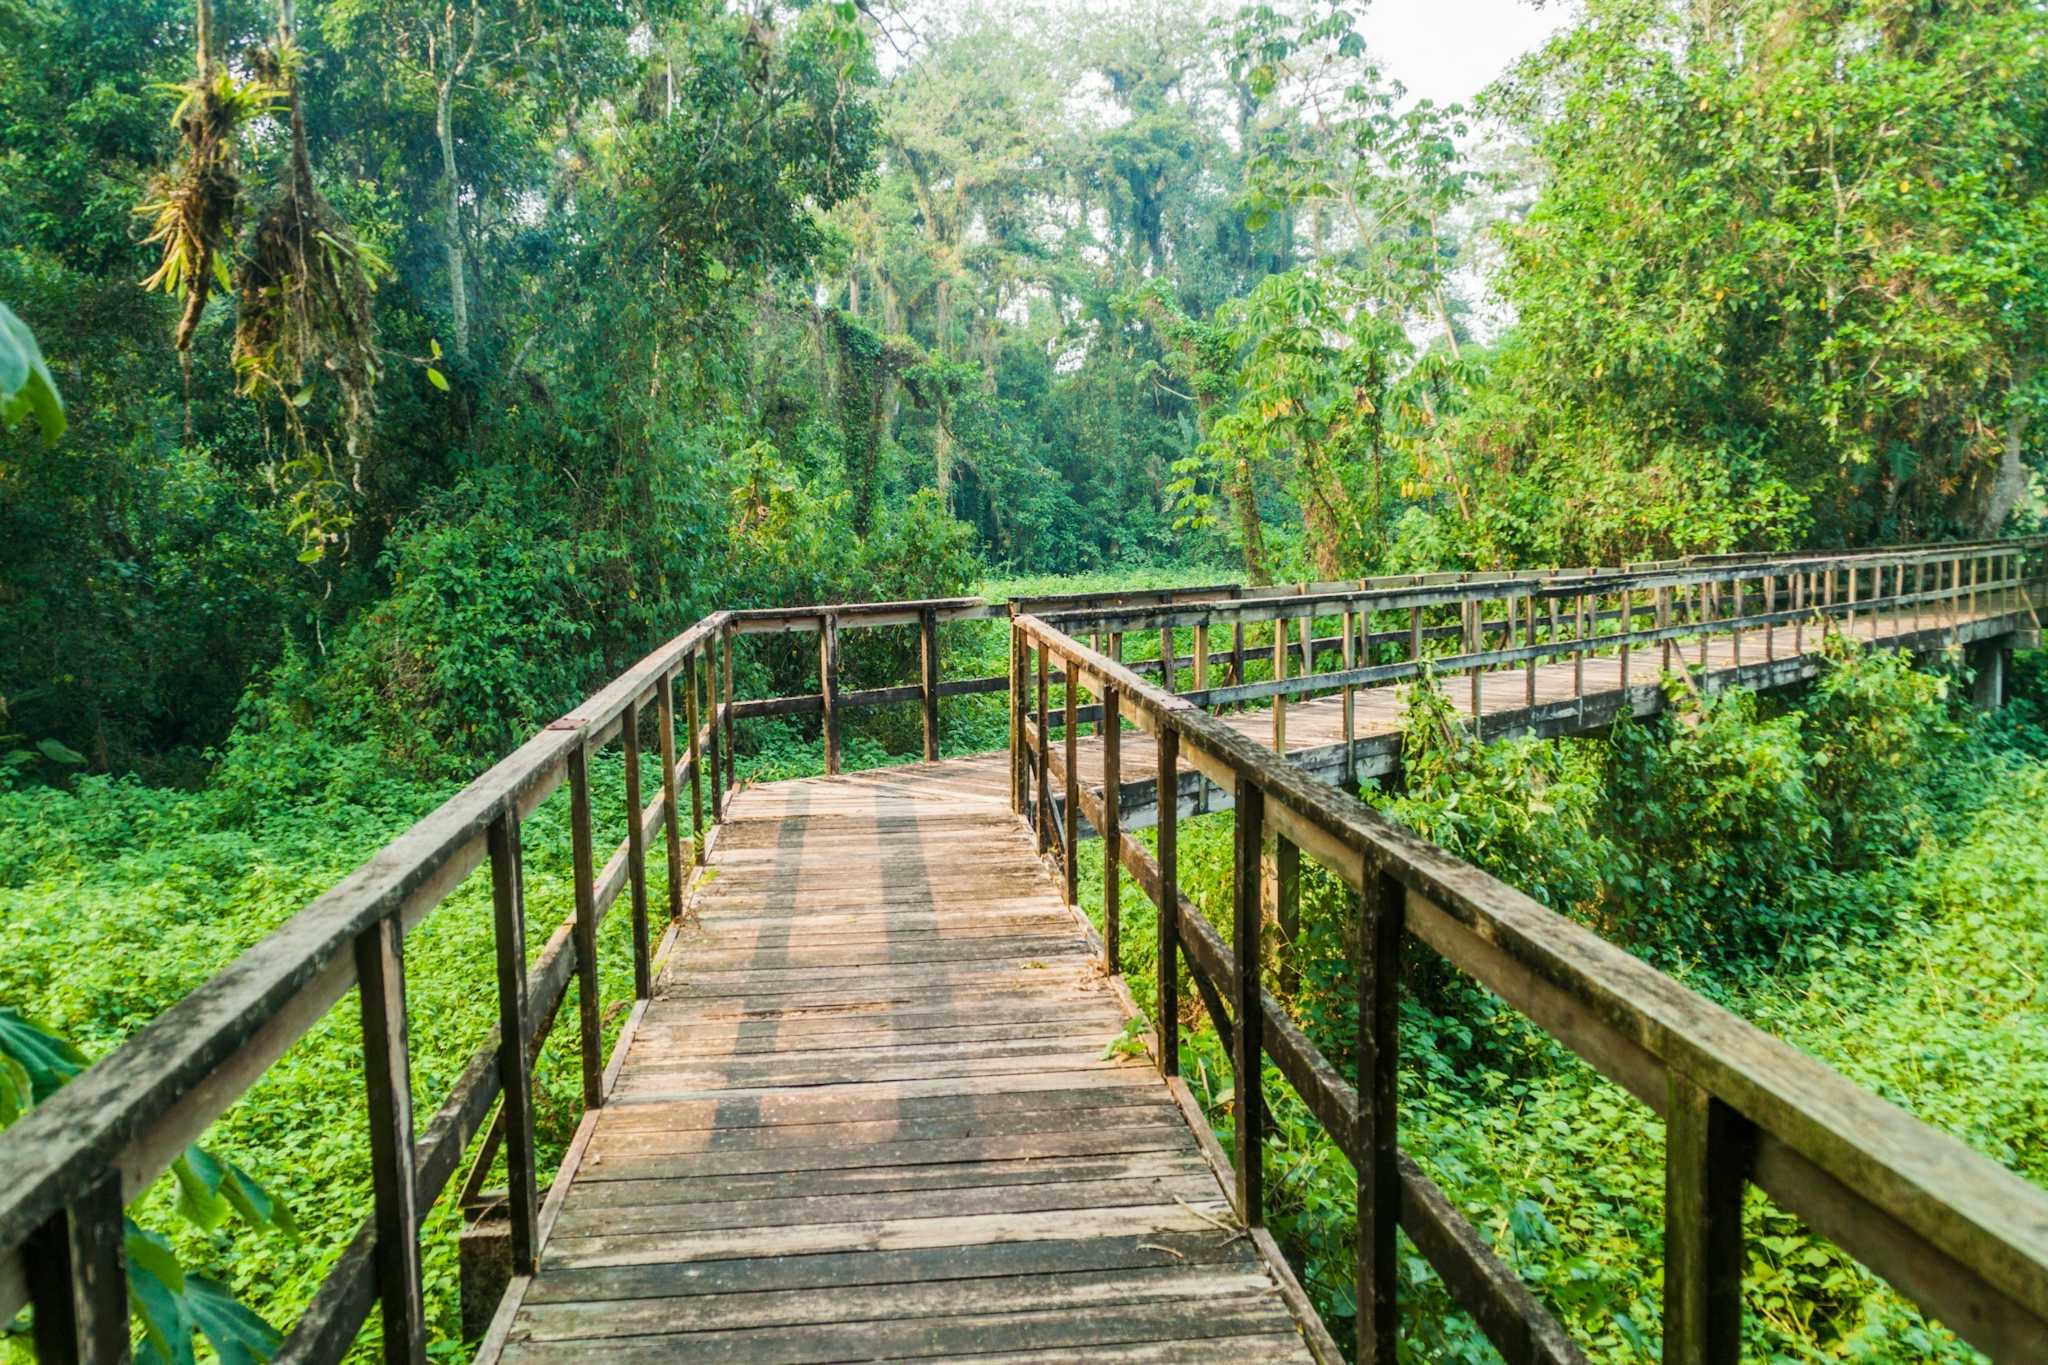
[494,759,1317,1362]
[1061,604,2018,799]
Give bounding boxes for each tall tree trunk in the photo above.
[1982,352,2037,535]
[1233,461,1270,585]
[437,76,469,358]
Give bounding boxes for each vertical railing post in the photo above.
[657,672,684,923]
[356,912,427,1363]
[1194,619,1211,694]
[567,744,602,1109]
[1464,598,1482,724]
[24,1175,126,1364]
[1356,864,1403,1364]
[1524,589,1538,707]
[1035,643,1050,853]
[704,646,723,827]
[1408,603,1423,670]
[1101,682,1120,974]
[488,813,541,1275]
[1732,577,1745,668]
[1341,604,1357,786]
[1272,835,1299,999]
[919,605,941,763]
[1159,626,1176,693]
[1231,776,1265,1227]
[1271,616,1287,751]
[1794,571,1807,655]
[1231,620,1246,692]
[686,650,705,849]
[659,679,684,925]
[1655,585,1671,677]
[1664,1075,1752,1365]
[1619,587,1633,692]
[1764,574,1776,660]
[622,701,652,998]
[1155,727,1179,1081]
[818,612,841,777]
[1009,619,1025,815]
[1062,656,1079,906]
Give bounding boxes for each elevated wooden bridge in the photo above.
[3,540,2046,1364]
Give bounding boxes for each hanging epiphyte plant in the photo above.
[136,0,283,352]
[233,1,389,563]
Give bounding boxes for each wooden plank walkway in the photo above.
[494,759,1318,1362]
[489,600,2022,1362]
[1060,605,2013,798]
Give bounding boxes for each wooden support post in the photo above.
[1664,1075,1752,1365]
[622,700,651,999]
[705,645,723,825]
[1465,599,1482,725]
[919,605,941,762]
[1101,684,1120,973]
[818,613,841,777]
[1525,592,1538,707]
[1155,728,1179,1080]
[1654,586,1670,677]
[24,1175,125,1365]
[1231,621,1246,696]
[1846,563,1858,634]
[1034,645,1050,852]
[1062,659,1079,906]
[1231,775,1265,1228]
[1272,835,1299,998]
[566,744,602,1110]
[1194,621,1212,694]
[1794,572,1806,655]
[1298,613,1313,677]
[1763,575,1775,660]
[1698,583,1711,669]
[686,652,705,852]
[1732,577,1744,668]
[657,672,684,921]
[1341,606,1357,786]
[1010,623,1026,815]
[1159,626,1176,693]
[1271,618,1287,751]
[1619,589,1633,692]
[1355,867,1403,1364]
[488,813,541,1277]
[356,914,428,1363]
[1408,604,1423,665]
[720,627,736,798]
[720,630,737,802]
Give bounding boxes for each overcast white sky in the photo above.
[1356,0,1574,109]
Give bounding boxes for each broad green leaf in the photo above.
[0,1007,87,1102]
[219,1156,298,1237]
[184,1275,281,1365]
[171,1150,231,1231]
[0,302,65,442]
[425,366,450,392]
[0,1053,32,1127]
[36,737,85,765]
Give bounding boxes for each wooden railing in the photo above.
[3,543,2041,1363]
[0,579,1243,1363]
[1011,539,2048,1364]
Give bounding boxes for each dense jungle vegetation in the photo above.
[2,0,2044,1358]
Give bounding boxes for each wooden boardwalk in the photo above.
[1057,604,2015,804]
[483,597,2029,1363]
[492,759,1319,1362]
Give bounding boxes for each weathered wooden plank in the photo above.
[514,1264,1275,1342]
[524,1228,1255,1308]
[501,1294,1299,1363]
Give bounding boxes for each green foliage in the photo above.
[0,303,63,442]
[0,1009,295,1361]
